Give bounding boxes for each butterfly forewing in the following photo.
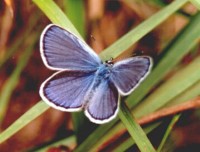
[40,24,101,71]
[110,56,152,96]
[40,70,96,111]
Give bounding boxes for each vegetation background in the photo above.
[0,0,200,151]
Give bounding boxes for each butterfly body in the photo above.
[97,61,112,78]
[81,62,116,110]
[40,24,152,124]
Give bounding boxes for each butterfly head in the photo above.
[104,57,114,67]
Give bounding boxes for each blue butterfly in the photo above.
[39,24,152,124]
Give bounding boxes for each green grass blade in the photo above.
[32,0,82,39]
[99,0,188,60]
[0,33,38,125]
[0,101,48,143]
[63,0,86,38]
[190,0,200,10]
[166,80,200,107]
[114,122,161,152]
[119,102,156,152]
[157,114,181,152]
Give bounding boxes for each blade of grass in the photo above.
[32,0,82,39]
[114,122,161,152]
[190,0,200,10]
[119,102,156,152]
[0,101,48,143]
[158,136,175,152]
[157,114,181,152]
[0,32,39,125]
[63,0,86,38]
[166,80,200,107]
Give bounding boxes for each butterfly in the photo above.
[39,24,152,124]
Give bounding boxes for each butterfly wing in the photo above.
[85,80,119,124]
[110,56,152,96]
[40,24,101,71]
[40,70,96,111]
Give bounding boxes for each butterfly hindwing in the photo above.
[85,80,119,124]
[40,24,101,71]
[40,70,96,111]
[110,56,152,96]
